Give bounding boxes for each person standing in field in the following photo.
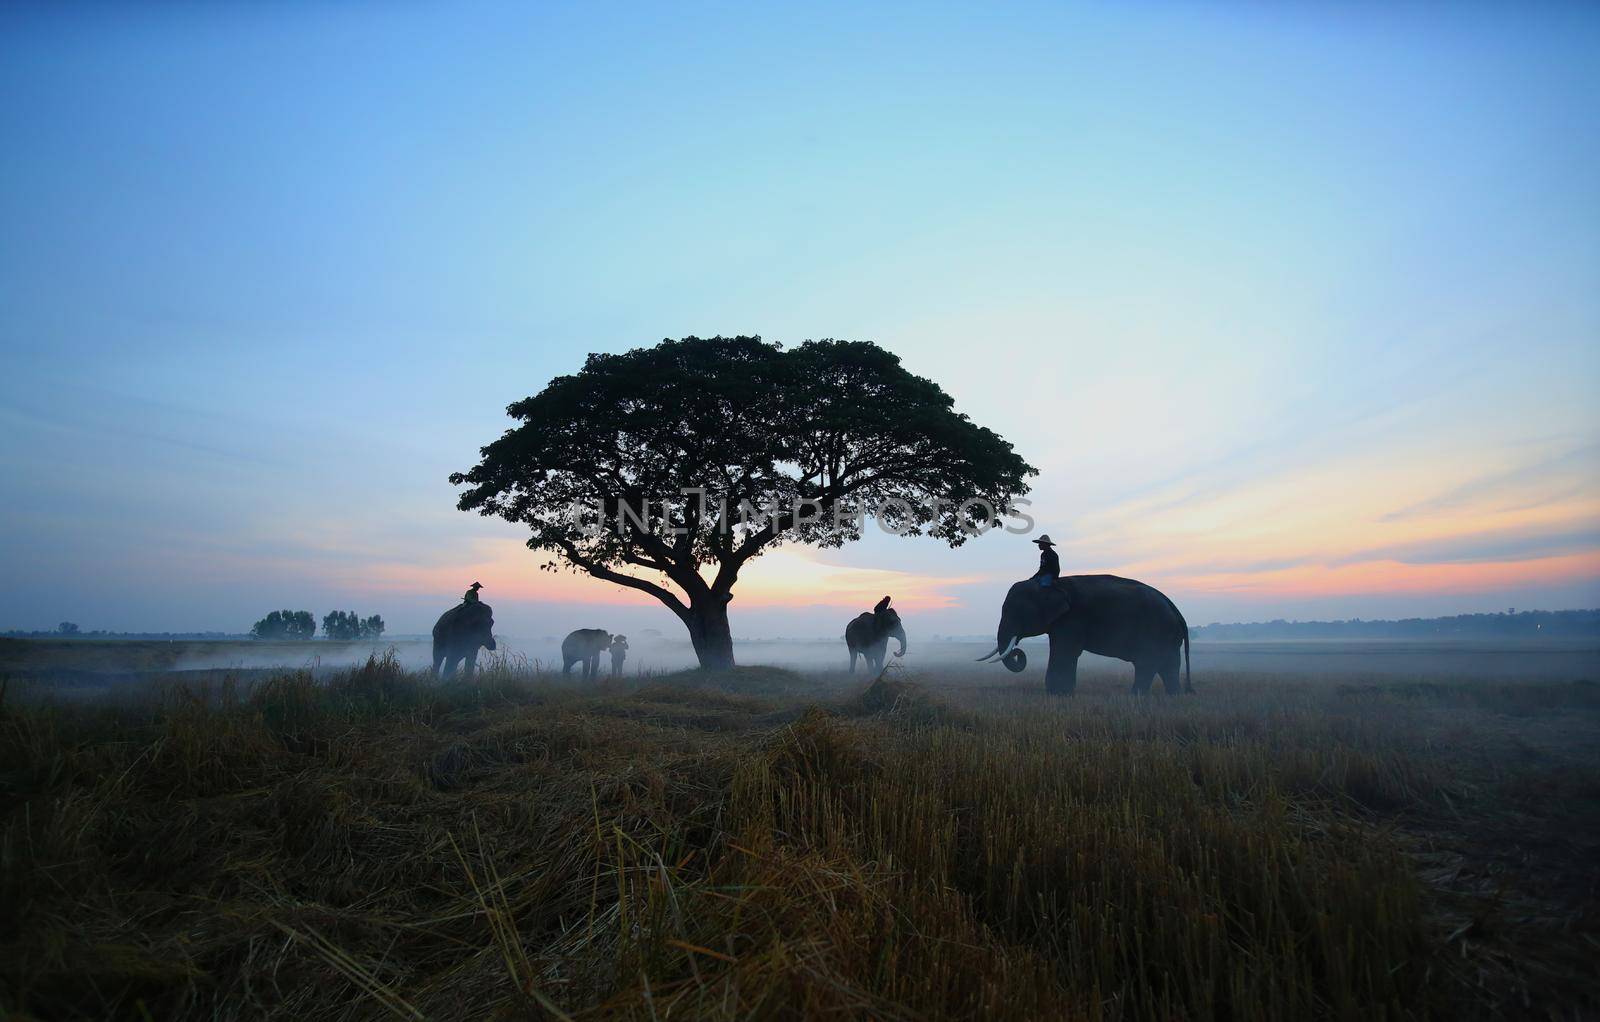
[609,634,629,676]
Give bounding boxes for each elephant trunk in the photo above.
[891,623,907,657]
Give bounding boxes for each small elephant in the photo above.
[432,600,496,679]
[562,628,613,680]
[844,595,907,673]
[978,574,1191,696]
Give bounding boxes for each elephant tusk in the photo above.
[978,636,1021,663]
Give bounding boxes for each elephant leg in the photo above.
[432,650,445,677]
[1131,661,1156,694]
[463,650,479,680]
[1156,651,1182,695]
[587,655,598,681]
[563,658,575,676]
[442,654,461,679]
[1044,643,1080,696]
[848,647,858,673]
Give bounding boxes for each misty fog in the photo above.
[157,634,1600,683]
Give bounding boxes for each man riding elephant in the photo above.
[978,570,1192,696]
[1033,535,1060,587]
[844,595,907,673]
[433,596,496,679]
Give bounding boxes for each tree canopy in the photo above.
[322,611,386,641]
[452,336,1034,667]
[250,610,317,641]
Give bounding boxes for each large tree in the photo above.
[452,336,1035,668]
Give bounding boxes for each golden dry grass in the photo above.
[2,652,1597,1019]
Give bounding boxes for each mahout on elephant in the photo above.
[977,575,1191,695]
[845,596,907,673]
[433,599,497,678]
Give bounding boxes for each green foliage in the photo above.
[55,621,79,636]
[249,610,316,641]
[320,611,385,641]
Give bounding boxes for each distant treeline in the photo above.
[1,628,248,640]
[250,610,386,641]
[4,611,385,642]
[1192,609,1600,640]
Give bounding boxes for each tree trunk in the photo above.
[684,598,736,670]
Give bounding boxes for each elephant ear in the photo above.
[874,595,891,614]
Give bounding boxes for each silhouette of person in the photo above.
[463,581,484,604]
[609,634,629,676]
[1033,536,1059,587]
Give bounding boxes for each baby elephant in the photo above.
[845,595,907,673]
[561,628,613,680]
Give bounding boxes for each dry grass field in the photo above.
[2,652,1597,1020]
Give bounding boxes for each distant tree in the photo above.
[453,336,1034,669]
[251,610,316,640]
[323,610,353,640]
[321,610,386,640]
[251,612,286,640]
[57,621,80,636]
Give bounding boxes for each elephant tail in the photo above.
[1157,588,1194,694]
[1183,627,1193,694]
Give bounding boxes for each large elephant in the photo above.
[977,575,1192,695]
[562,628,613,680]
[433,600,496,678]
[845,596,907,673]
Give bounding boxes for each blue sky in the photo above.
[2,1,1597,638]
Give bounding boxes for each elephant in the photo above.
[562,628,613,680]
[977,575,1192,696]
[432,600,496,678]
[845,596,907,673]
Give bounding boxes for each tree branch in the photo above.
[555,539,691,620]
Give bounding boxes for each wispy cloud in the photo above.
[1332,524,1600,567]
[1379,442,1600,522]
